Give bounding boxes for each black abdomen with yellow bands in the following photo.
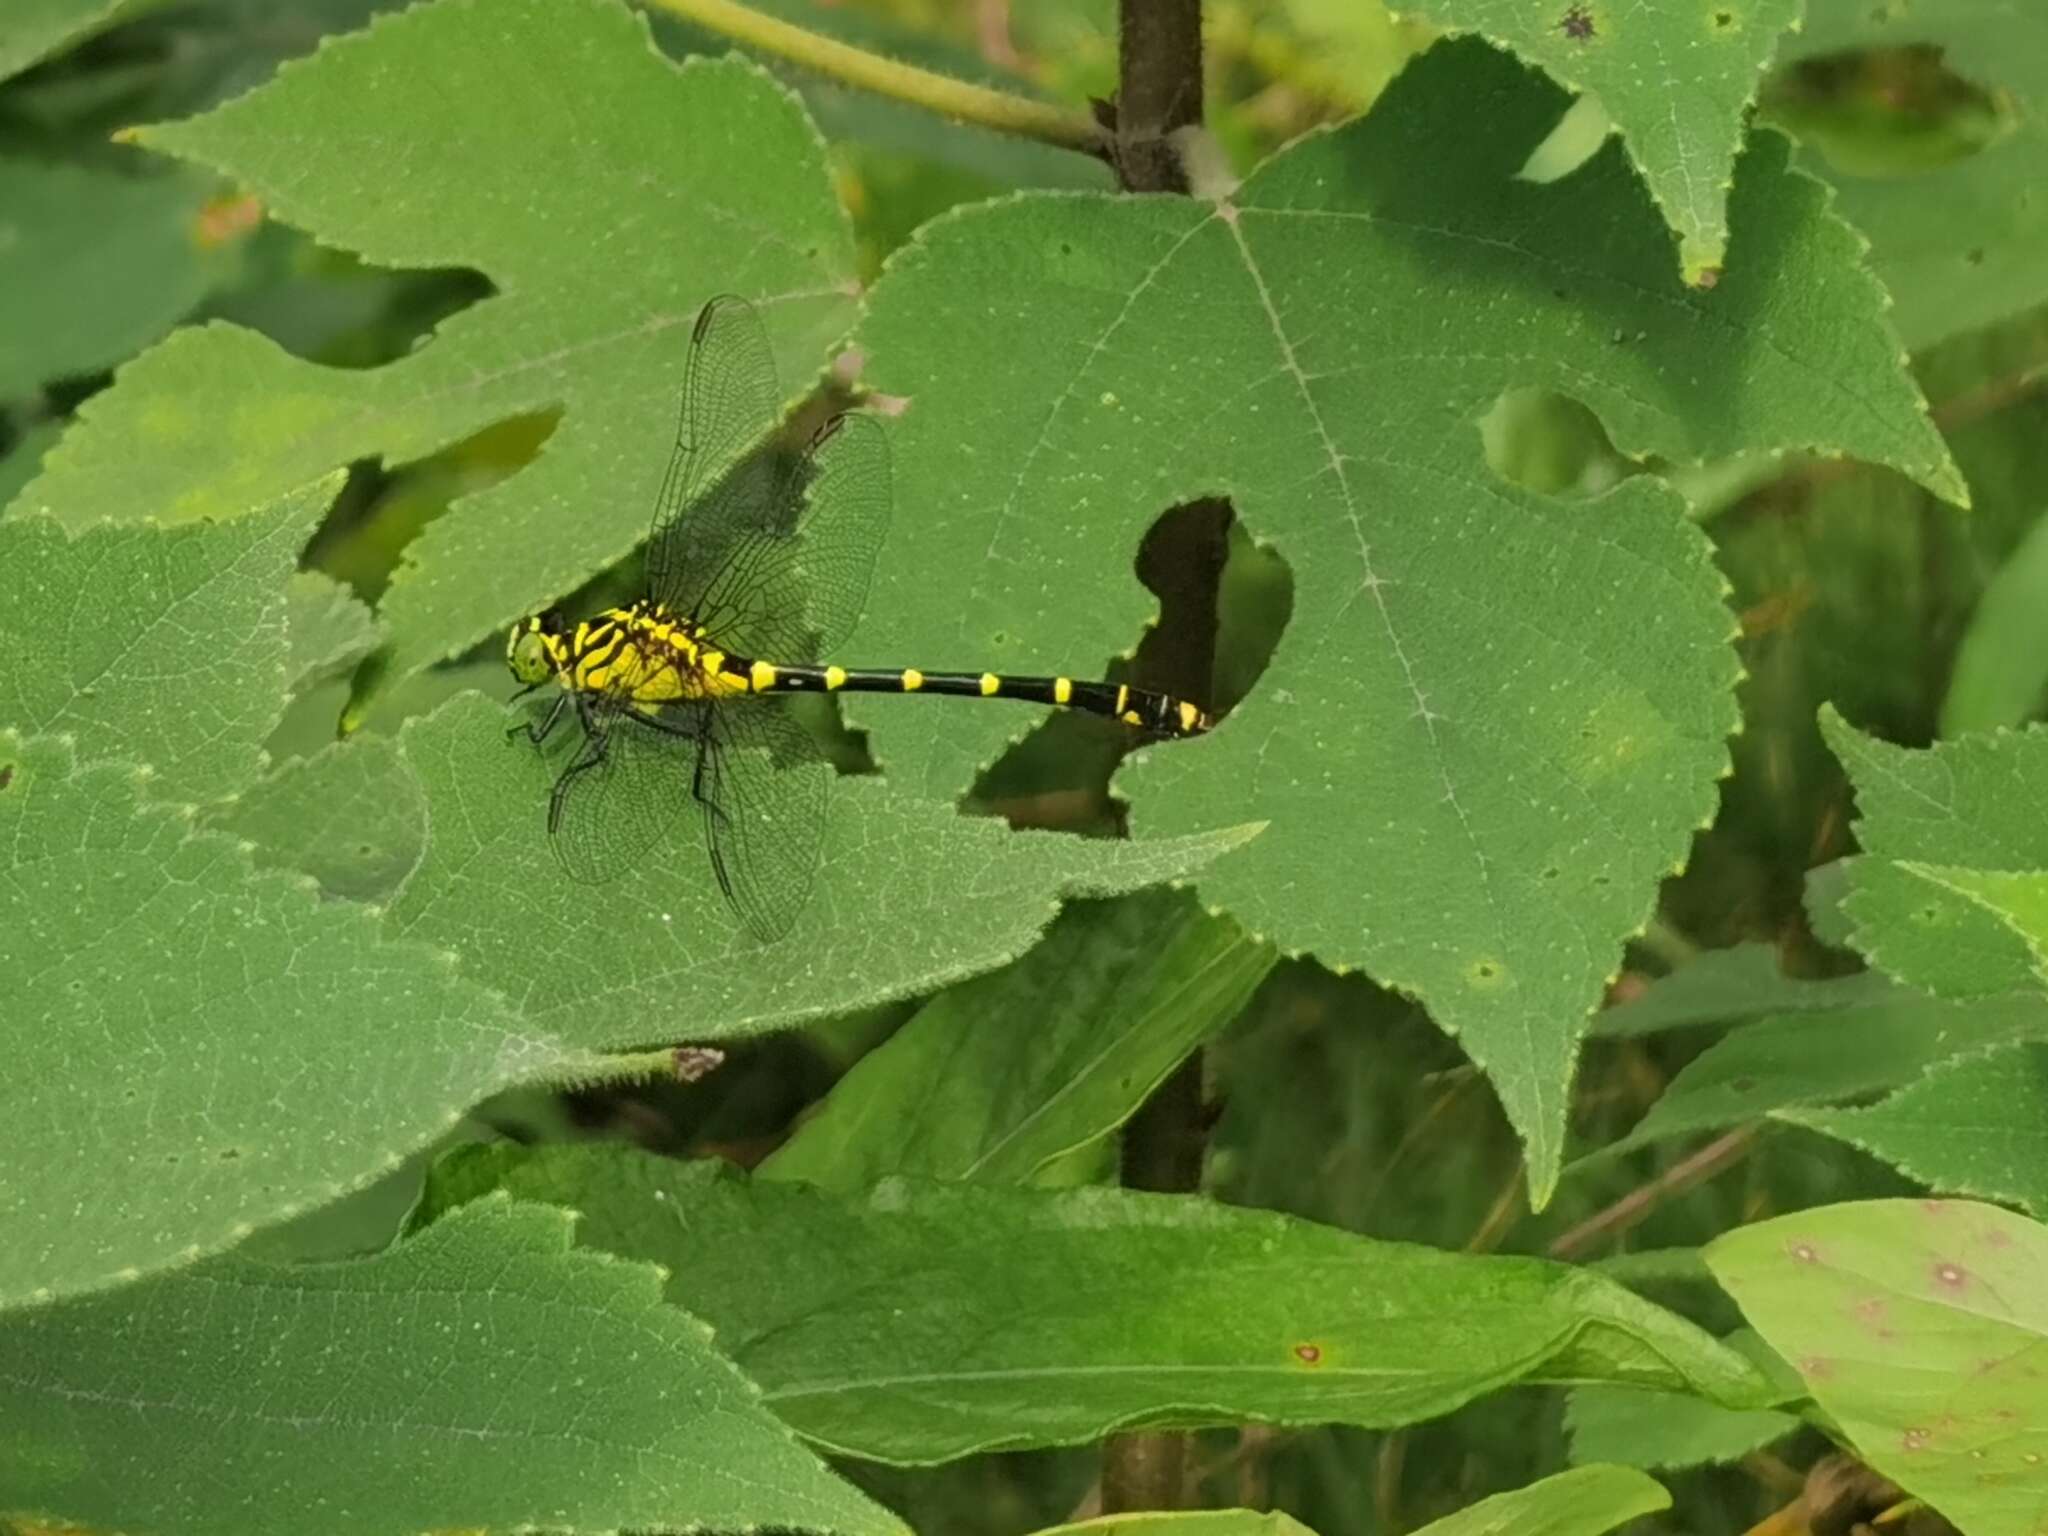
[736,658,1211,737]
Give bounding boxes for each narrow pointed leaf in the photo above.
[1820,709,2048,1000]
[1784,1041,2048,1217]
[1408,1465,1669,1536]
[761,889,1276,1188]
[423,1145,1777,1463]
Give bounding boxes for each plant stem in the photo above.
[1546,1126,1760,1260]
[1114,0,1203,192]
[1102,0,1212,1514]
[647,0,1106,155]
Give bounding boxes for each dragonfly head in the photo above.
[506,609,566,687]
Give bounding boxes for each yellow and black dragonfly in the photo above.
[507,294,1212,942]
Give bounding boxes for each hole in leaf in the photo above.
[1480,387,1637,501]
[1519,95,1612,184]
[305,408,563,606]
[1763,44,2011,177]
[971,499,1292,834]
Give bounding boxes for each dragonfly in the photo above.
[506,294,1212,942]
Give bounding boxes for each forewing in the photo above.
[691,409,891,665]
[646,294,788,612]
[698,695,831,943]
[546,692,701,887]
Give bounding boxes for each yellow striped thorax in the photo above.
[504,603,749,705]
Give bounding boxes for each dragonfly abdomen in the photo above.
[730,658,1212,738]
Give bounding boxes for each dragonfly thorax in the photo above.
[508,602,746,705]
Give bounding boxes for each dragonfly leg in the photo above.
[510,691,569,746]
[545,727,609,835]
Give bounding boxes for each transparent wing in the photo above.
[646,294,789,613]
[546,690,703,887]
[697,695,831,943]
[690,409,892,665]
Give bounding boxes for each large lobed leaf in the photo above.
[0,1195,902,1536]
[0,159,244,399]
[0,731,603,1308]
[422,1144,1779,1463]
[0,476,337,804]
[857,38,1958,1200]
[385,693,1260,1048]
[1401,0,1803,282]
[16,0,861,684]
[1709,1200,2048,1536]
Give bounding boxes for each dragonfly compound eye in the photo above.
[507,620,553,685]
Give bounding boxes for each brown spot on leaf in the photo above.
[1561,3,1595,39]
[1934,1262,1967,1290]
[1901,1426,1931,1452]
[1294,1343,1324,1366]
[1693,265,1722,290]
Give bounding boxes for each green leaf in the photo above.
[1592,943,1895,1038]
[0,475,336,804]
[285,569,380,693]
[860,38,1959,1201]
[760,889,1275,1188]
[0,419,61,512]
[1025,1514,1318,1536]
[19,0,859,682]
[1942,506,2048,735]
[1399,0,1802,282]
[1787,0,2048,348]
[1565,1385,1798,1471]
[1785,1041,2048,1217]
[0,0,140,80]
[0,159,241,398]
[0,1195,903,1536]
[1820,709,2048,1000]
[426,1145,1776,1463]
[1408,1465,1669,1536]
[0,731,600,1308]
[1904,864,2048,983]
[1586,987,2048,1162]
[1708,1199,2048,1536]
[208,734,426,904]
[388,692,1260,1047]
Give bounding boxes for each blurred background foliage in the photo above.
[2,3,2042,1533]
